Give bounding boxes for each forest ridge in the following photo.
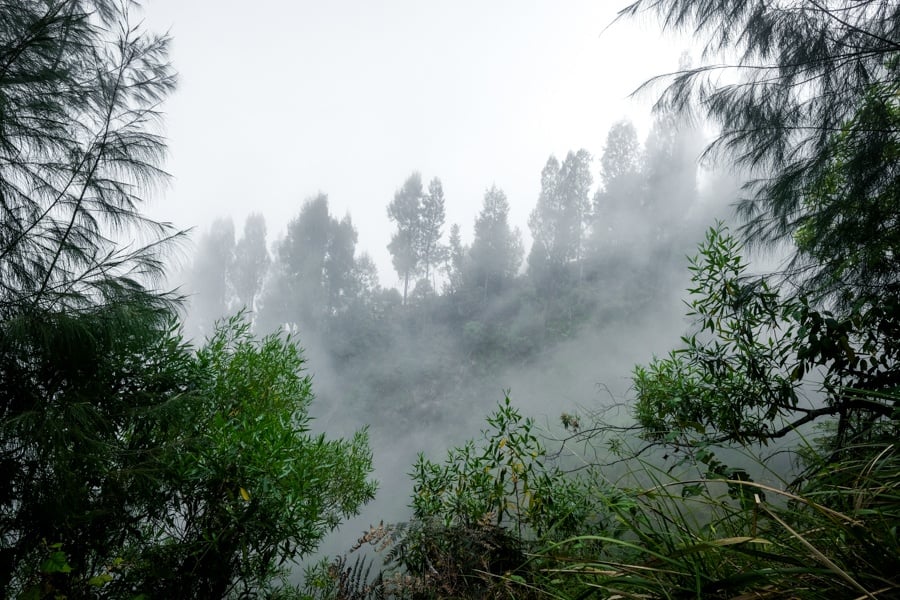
[1,0,898,598]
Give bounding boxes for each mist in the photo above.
[169,103,749,568]
[145,0,772,583]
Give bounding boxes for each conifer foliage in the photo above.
[0,2,376,597]
[0,0,178,315]
[621,0,900,302]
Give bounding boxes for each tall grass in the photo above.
[539,441,900,599]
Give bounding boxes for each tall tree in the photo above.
[190,218,235,334]
[642,74,704,246]
[600,120,642,184]
[0,0,180,593]
[443,223,467,296]
[621,0,900,305]
[527,156,561,278]
[324,213,360,314]
[528,150,593,281]
[467,186,523,303]
[230,213,269,314]
[260,195,361,332]
[592,121,643,252]
[420,177,448,287]
[387,172,425,304]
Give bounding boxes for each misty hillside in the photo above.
[2,1,898,599]
[180,113,733,430]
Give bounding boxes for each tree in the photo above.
[792,91,900,306]
[387,173,425,304]
[0,1,177,592]
[591,121,643,252]
[0,0,178,316]
[600,120,642,184]
[259,194,360,332]
[420,177,448,288]
[1,2,179,588]
[1,312,377,598]
[0,4,375,596]
[633,226,899,453]
[189,218,235,334]
[0,306,190,596]
[386,172,448,304]
[642,98,703,244]
[324,213,360,314]
[131,317,376,598]
[528,150,593,282]
[467,185,523,303]
[443,223,467,295]
[621,0,900,305]
[230,213,269,314]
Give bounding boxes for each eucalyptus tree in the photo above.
[420,177,448,287]
[230,212,270,314]
[443,223,467,295]
[467,185,523,304]
[591,120,643,253]
[528,150,593,285]
[387,172,425,304]
[621,0,900,305]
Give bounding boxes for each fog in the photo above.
[147,0,754,575]
[171,112,748,565]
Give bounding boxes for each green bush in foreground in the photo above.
[1,313,376,598]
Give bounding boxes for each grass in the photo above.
[536,440,900,599]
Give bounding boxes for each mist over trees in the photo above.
[181,0,896,596]
[6,0,898,597]
[183,109,715,433]
[0,2,374,596]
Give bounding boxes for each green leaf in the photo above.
[88,573,114,587]
[681,484,704,498]
[41,551,72,574]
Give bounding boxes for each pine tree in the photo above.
[0,0,178,316]
[1,0,179,592]
[621,0,900,304]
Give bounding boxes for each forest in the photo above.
[1,0,898,598]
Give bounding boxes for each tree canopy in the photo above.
[0,2,376,596]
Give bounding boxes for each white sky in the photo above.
[144,1,689,284]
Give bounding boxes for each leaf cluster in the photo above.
[634,224,900,452]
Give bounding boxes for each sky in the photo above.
[143,1,691,285]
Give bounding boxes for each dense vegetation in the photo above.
[185,110,713,434]
[2,0,898,598]
[0,2,374,597]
